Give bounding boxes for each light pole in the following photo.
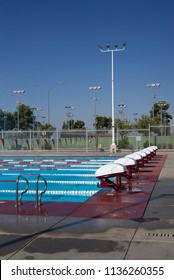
[133,112,138,124]
[41,116,46,124]
[48,82,65,124]
[89,86,101,129]
[65,106,75,130]
[31,107,42,132]
[146,83,160,120]
[99,43,126,153]
[13,90,25,130]
[118,104,127,120]
[158,101,166,134]
[2,109,8,131]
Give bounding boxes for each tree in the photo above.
[62,119,74,130]
[150,101,172,125]
[0,110,15,130]
[135,101,173,129]
[96,116,112,129]
[72,120,85,129]
[115,118,132,129]
[62,119,85,130]
[38,123,56,131]
[13,104,34,130]
[62,121,68,130]
[114,118,132,149]
[136,114,150,129]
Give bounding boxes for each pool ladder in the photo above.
[16,174,47,207]
[35,175,48,207]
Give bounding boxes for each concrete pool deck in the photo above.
[0,150,174,260]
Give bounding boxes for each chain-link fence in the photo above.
[150,125,174,149]
[117,126,174,150]
[0,126,174,152]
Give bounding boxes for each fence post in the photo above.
[2,130,4,151]
[56,128,59,152]
[86,128,88,153]
[29,129,32,151]
[149,124,151,146]
[116,127,119,149]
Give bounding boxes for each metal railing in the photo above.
[16,175,29,207]
[15,174,47,207]
[35,175,48,207]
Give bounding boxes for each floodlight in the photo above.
[146,83,160,88]
[98,41,126,152]
[118,104,127,108]
[13,90,25,94]
[89,86,102,90]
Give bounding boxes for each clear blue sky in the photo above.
[0,0,173,129]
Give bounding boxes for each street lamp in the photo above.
[146,83,160,120]
[99,42,126,153]
[13,90,25,130]
[65,106,75,130]
[118,104,127,120]
[89,86,102,129]
[48,82,65,124]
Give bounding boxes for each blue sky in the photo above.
[0,0,173,129]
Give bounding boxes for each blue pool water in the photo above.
[0,157,116,203]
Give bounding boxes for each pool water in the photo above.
[0,157,116,203]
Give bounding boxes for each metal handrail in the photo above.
[16,175,29,207]
[35,175,47,207]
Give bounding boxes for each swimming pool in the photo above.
[0,157,116,203]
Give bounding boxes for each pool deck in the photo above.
[0,150,174,260]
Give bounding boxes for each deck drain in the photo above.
[146,233,174,238]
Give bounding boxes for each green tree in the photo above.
[150,101,173,125]
[62,119,74,130]
[96,116,112,129]
[115,118,132,129]
[13,104,34,130]
[136,114,150,129]
[38,123,56,131]
[62,119,85,130]
[0,110,15,130]
[72,120,85,129]
[114,118,132,149]
[62,121,68,130]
